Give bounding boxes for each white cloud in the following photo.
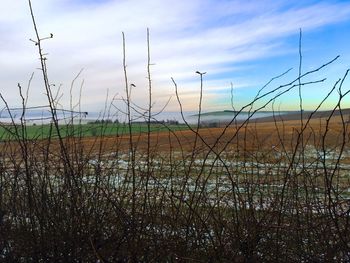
[0,0,350,113]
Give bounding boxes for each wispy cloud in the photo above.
[0,0,350,112]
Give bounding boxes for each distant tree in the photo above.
[90,127,97,136]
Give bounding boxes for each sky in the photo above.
[0,0,350,116]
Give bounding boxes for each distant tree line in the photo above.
[87,119,119,124]
[87,119,179,125]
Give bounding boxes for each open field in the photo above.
[1,111,350,261]
[34,113,349,154]
[0,122,189,140]
[1,113,347,155]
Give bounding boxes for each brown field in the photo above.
[1,114,349,161]
[2,112,349,261]
[76,115,349,152]
[44,114,350,155]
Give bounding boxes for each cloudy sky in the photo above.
[0,0,350,115]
